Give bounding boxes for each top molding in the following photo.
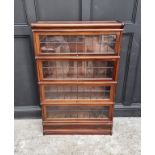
[31,21,124,29]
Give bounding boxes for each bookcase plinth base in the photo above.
[43,121,112,135]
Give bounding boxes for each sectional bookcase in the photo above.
[31,21,124,135]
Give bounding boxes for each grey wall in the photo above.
[14,0,141,118]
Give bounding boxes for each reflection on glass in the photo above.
[46,106,109,119]
[39,35,116,54]
[44,85,110,100]
[42,60,114,80]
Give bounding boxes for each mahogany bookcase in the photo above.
[31,21,124,135]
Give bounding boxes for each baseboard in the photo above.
[14,103,141,119]
[114,103,141,117]
[14,106,41,119]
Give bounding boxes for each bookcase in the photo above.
[31,21,124,135]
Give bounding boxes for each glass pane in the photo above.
[44,85,110,100]
[42,60,114,80]
[39,35,116,55]
[46,106,109,119]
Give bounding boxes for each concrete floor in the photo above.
[15,118,141,155]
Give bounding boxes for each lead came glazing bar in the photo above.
[46,106,109,119]
[39,35,117,55]
[44,85,111,100]
[42,60,114,80]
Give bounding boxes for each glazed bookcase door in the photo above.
[37,59,119,81]
[42,104,113,121]
[40,84,115,102]
[33,32,121,56]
